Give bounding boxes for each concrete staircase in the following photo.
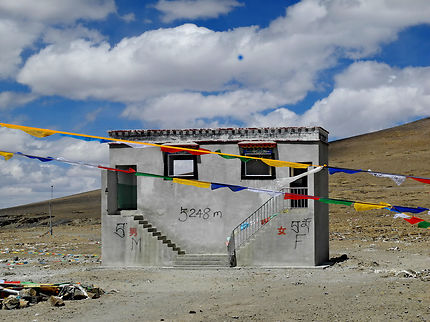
[173,254,230,268]
[133,215,185,255]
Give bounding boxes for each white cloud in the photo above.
[16,0,430,130]
[249,61,430,139]
[0,127,108,208]
[154,0,243,23]
[0,0,115,78]
[122,89,285,128]
[0,91,38,110]
[0,0,116,24]
[120,13,136,23]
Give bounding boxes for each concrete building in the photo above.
[101,126,329,267]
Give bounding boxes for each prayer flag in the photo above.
[410,177,430,184]
[417,221,430,228]
[0,151,13,161]
[403,216,424,225]
[246,187,283,197]
[370,172,406,186]
[391,206,428,214]
[214,150,251,162]
[135,172,172,180]
[328,167,362,175]
[161,146,211,155]
[393,213,411,219]
[211,183,246,192]
[172,178,211,188]
[17,152,53,162]
[1,124,55,138]
[262,159,309,168]
[354,202,391,212]
[98,166,135,173]
[319,198,353,206]
[60,134,111,143]
[284,192,319,200]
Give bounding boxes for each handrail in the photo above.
[227,187,308,266]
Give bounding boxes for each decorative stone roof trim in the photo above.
[108,126,328,143]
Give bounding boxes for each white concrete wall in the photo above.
[102,139,328,266]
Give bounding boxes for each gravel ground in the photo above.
[0,224,429,322]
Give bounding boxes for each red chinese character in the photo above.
[277,226,286,235]
[129,227,137,237]
[261,218,270,225]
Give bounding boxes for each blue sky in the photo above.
[0,0,430,208]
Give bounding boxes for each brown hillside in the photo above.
[0,190,101,227]
[329,117,430,242]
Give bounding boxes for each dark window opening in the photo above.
[117,165,137,210]
[290,163,311,208]
[164,153,198,179]
[241,147,276,180]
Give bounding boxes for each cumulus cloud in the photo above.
[0,0,116,24]
[153,0,243,23]
[0,127,108,208]
[250,61,430,139]
[0,0,115,78]
[16,0,430,131]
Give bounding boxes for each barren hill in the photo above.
[1,118,429,235]
[0,190,101,227]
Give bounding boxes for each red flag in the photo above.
[160,146,211,155]
[403,216,425,225]
[284,192,320,200]
[410,177,430,184]
[98,166,136,173]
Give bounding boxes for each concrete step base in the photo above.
[173,254,230,267]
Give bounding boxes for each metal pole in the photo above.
[49,185,53,235]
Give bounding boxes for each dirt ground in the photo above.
[0,219,428,322]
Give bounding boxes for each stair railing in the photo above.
[227,187,308,266]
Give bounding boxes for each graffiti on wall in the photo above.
[291,218,312,249]
[131,237,141,252]
[114,223,127,238]
[178,207,223,222]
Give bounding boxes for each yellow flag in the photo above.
[0,151,13,161]
[1,124,55,138]
[172,178,211,188]
[262,159,309,169]
[354,202,391,212]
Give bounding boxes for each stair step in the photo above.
[134,215,186,256]
[173,254,229,267]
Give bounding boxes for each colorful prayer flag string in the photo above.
[2,122,430,184]
[0,122,314,169]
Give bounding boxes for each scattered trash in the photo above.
[0,280,104,310]
[49,296,65,307]
[396,268,430,281]
[3,295,20,310]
